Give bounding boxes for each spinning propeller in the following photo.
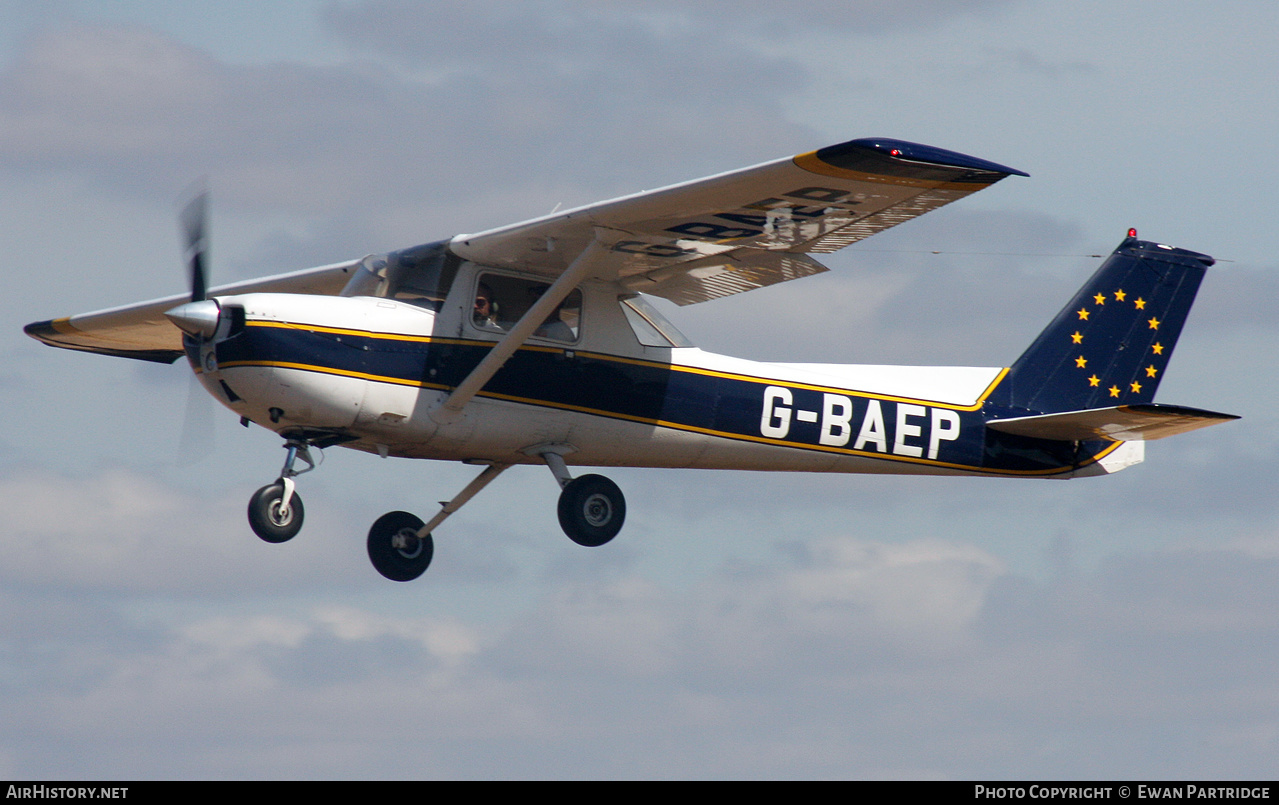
[180,188,208,303]
[167,187,219,463]
[165,187,221,339]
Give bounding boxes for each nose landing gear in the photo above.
[247,438,317,543]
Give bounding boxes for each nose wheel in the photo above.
[247,438,317,543]
[247,481,305,543]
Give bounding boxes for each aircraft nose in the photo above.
[165,299,221,338]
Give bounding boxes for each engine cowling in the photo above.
[192,293,439,436]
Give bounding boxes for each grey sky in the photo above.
[2,0,1277,779]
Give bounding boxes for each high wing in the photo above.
[25,137,1025,362]
[450,137,1027,305]
[24,259,360,363]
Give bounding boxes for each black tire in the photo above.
[557,474,625,547]
[248,483,304,543]
[367,511,433,582]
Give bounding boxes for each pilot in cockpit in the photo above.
[473,283,500,330]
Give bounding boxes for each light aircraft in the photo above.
[25,138,1238,581]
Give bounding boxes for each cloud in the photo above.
[0,16,813,247]
[0,466,367,594]
[324,0,1020,55]
[5,525,1279,778]
[0,25,418,210]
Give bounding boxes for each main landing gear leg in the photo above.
[247,439,316,544]
[366,462,510,582]
[542,452,626,548]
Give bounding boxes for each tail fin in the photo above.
[994,234,1213,414]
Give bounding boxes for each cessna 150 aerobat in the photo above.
[26,138,1238,581]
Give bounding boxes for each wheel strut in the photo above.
[276,439,317,511]
[538,449,626,547]
[415,461,511,537]
[366,461,510,582]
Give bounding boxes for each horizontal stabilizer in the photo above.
[987,403,1239,442]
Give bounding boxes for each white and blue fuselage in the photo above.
[195,272,1137,482]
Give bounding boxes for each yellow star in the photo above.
[1148,316,1161,330]
[1135,297,1146,310]
[1145,365,1158,378]
[1088,375,1100,387]
[1151,342,1164,355]
[1071,331,1083,344]
[1114,289,1127,302]
[1077,307,1090,321]
[1130,380,1143,393]
[1109,385,1121,398]
[1094,293,1106,305]
[1075,355,1087,368]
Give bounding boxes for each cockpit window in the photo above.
[340,239,460,310]
[473,273,582,343]
[619,294,693,348]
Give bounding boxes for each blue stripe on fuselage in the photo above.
[216,321,1112,476]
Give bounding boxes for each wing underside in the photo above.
[450,138,1026,305]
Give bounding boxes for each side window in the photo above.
[619,294,694,348]
[473,273,582,343]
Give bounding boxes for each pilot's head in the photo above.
[474,283,495,320]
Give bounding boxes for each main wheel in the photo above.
[557,474,626,547]
[248,483,304,543]
[367,511,433,582]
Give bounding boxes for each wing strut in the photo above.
[431,236,608,423]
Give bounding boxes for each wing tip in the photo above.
[23,318,183,364]
[24,318,75,340]
[818,138,1029,180]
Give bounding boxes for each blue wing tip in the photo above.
[835,138,1030,178]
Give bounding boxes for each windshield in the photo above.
[341,239,461,309]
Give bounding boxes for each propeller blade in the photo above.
[174,183,218,464]
[179,187,209,303]
[177,371,215,466]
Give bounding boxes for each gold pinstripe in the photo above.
[48,317,82,335]
[242,320,1005,411]
[230,320,1104,477]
